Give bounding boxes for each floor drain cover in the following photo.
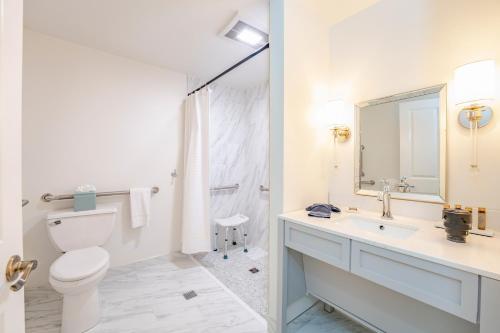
[249,268,259,274]
[183,290,197,300]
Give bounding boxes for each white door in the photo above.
[399,97,440,194]
[0,1,34,332]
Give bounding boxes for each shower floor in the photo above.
[194,245,268,318]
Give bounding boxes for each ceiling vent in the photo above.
[221,16,268,49]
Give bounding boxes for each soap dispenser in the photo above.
[478,208,487,230]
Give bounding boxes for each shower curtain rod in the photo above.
[187,43,269,96]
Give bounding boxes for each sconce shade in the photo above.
[327,100,345,111]
[326,100,345,126]
[454,60,496,105]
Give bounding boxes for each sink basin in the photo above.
[339,216,418,239]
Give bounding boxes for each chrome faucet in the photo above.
[396,176,415,193]
[377,179,393,220]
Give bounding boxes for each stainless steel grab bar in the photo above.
[360,144,366,177]
[41,187,160,202]
[210,184,239,191]
[360,180,376,185]
[259,185,269,192]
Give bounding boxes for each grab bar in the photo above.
[41,187,159,202]
[360,180,375,186]
[360,144,366,177]
[210,184,239,191]
[259,185,269,192]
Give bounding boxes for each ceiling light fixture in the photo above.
[236,28,263,46]
[220,16,268,49]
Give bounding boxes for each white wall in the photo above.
[282,0,382,213]
[328,0,500,228]
[22,30,186,287]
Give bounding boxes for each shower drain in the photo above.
[183,290,197,300]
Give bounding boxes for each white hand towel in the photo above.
[130,188,151,228]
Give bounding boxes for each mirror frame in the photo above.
[354,84,447,204]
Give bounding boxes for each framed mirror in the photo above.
[354,85,447,203]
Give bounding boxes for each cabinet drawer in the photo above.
[285,222,350,271]
[351,241,479,323]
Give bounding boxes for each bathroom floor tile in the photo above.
[25,254,266,333]
[287,303,373,333]
[194,246,268,317]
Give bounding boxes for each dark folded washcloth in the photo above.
[306,203,341,218]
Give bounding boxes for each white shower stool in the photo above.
[214,214,249,259]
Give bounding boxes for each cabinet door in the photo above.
[351,241,479,323]
[480,277,500,333]
[285,222,350,271]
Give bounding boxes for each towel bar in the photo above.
[41,187,159,202]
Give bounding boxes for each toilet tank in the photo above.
[46,206,117,252]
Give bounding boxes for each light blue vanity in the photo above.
[278,211,500,333]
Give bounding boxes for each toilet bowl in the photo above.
[46,207,116,333]
[49,247,109,333]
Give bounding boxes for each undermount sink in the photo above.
[339,215,418,239]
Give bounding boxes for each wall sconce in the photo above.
[327,100,350,168]
[330,125,351,142]
[454,60,496,168]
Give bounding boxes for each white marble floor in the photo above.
[194,246,268,317]
[288,303,373,333]
[25,254,266,333]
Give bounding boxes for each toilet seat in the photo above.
[50,246,109,282]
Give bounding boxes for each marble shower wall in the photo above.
[209,83,269,250]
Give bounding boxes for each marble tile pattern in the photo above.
[25,255,266,333]
[209,83,270,249]
[194,246,268,317]
[288,303,374,333]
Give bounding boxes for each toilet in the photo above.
[46,206,117,333]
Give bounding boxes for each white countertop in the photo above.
[280,209,500,281]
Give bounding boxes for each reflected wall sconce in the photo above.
[454,60,496,168]
[330,125,351,142]
[327,100,350,168]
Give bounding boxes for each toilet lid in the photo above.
[50,247,109,282]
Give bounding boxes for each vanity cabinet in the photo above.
[284,220,484,332]
[351,241,479,323]
[479,277,500,333]
[285,222,350,271]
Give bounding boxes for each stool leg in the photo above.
[214,225,218,252]
[232,227,237,246]
[243,224,248,253]
[224,227,229,259]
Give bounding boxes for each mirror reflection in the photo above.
[357,85,446,200]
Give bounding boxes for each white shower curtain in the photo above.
[182,87,211,254]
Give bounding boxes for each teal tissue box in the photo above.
[74,192,96,211]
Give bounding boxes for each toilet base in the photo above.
[61,287,100,333]
[49,261,109,333]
